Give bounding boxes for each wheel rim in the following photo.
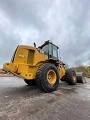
[47,70,56,85]
[72,72,76,81]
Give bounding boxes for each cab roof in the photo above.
[38,40,59,49]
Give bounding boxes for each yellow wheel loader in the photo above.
[3,40,83,92]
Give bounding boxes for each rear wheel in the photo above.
[24,79,36,86]
[66,69,77,85]
[36,63,59,92]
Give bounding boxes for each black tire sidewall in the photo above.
[42,64,59,91]
[66,69,77,85]
[36,63,59,92]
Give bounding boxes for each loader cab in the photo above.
[38,40,59,60]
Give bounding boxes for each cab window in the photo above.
[52,45,58,58]
[41,44,49,55]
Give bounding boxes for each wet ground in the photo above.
[0,77,90,120]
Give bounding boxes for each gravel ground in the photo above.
[0,77,90,120]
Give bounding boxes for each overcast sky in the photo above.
[0,0,90,67]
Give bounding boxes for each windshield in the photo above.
[40,43,58,59]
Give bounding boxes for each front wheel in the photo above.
[65,69,77,85]
[36,63,59,92]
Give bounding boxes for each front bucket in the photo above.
[76,72,86,83]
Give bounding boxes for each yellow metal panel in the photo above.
[20,73,34,79]
[14,48,28,64]
[33,50,48,65]
[58,65,65,79]
[14,45,48,66]
[3,63,17,72]
[17,64,40,79]
[3,45,49,80]
[27,50,34,64]
[17,64,29,73]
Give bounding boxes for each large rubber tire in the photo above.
[36,63,59,92]
[66,69,77,85]
[24,79,36,86]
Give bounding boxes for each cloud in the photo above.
[0,0,90,67]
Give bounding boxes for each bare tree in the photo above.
[74,60,83,67]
